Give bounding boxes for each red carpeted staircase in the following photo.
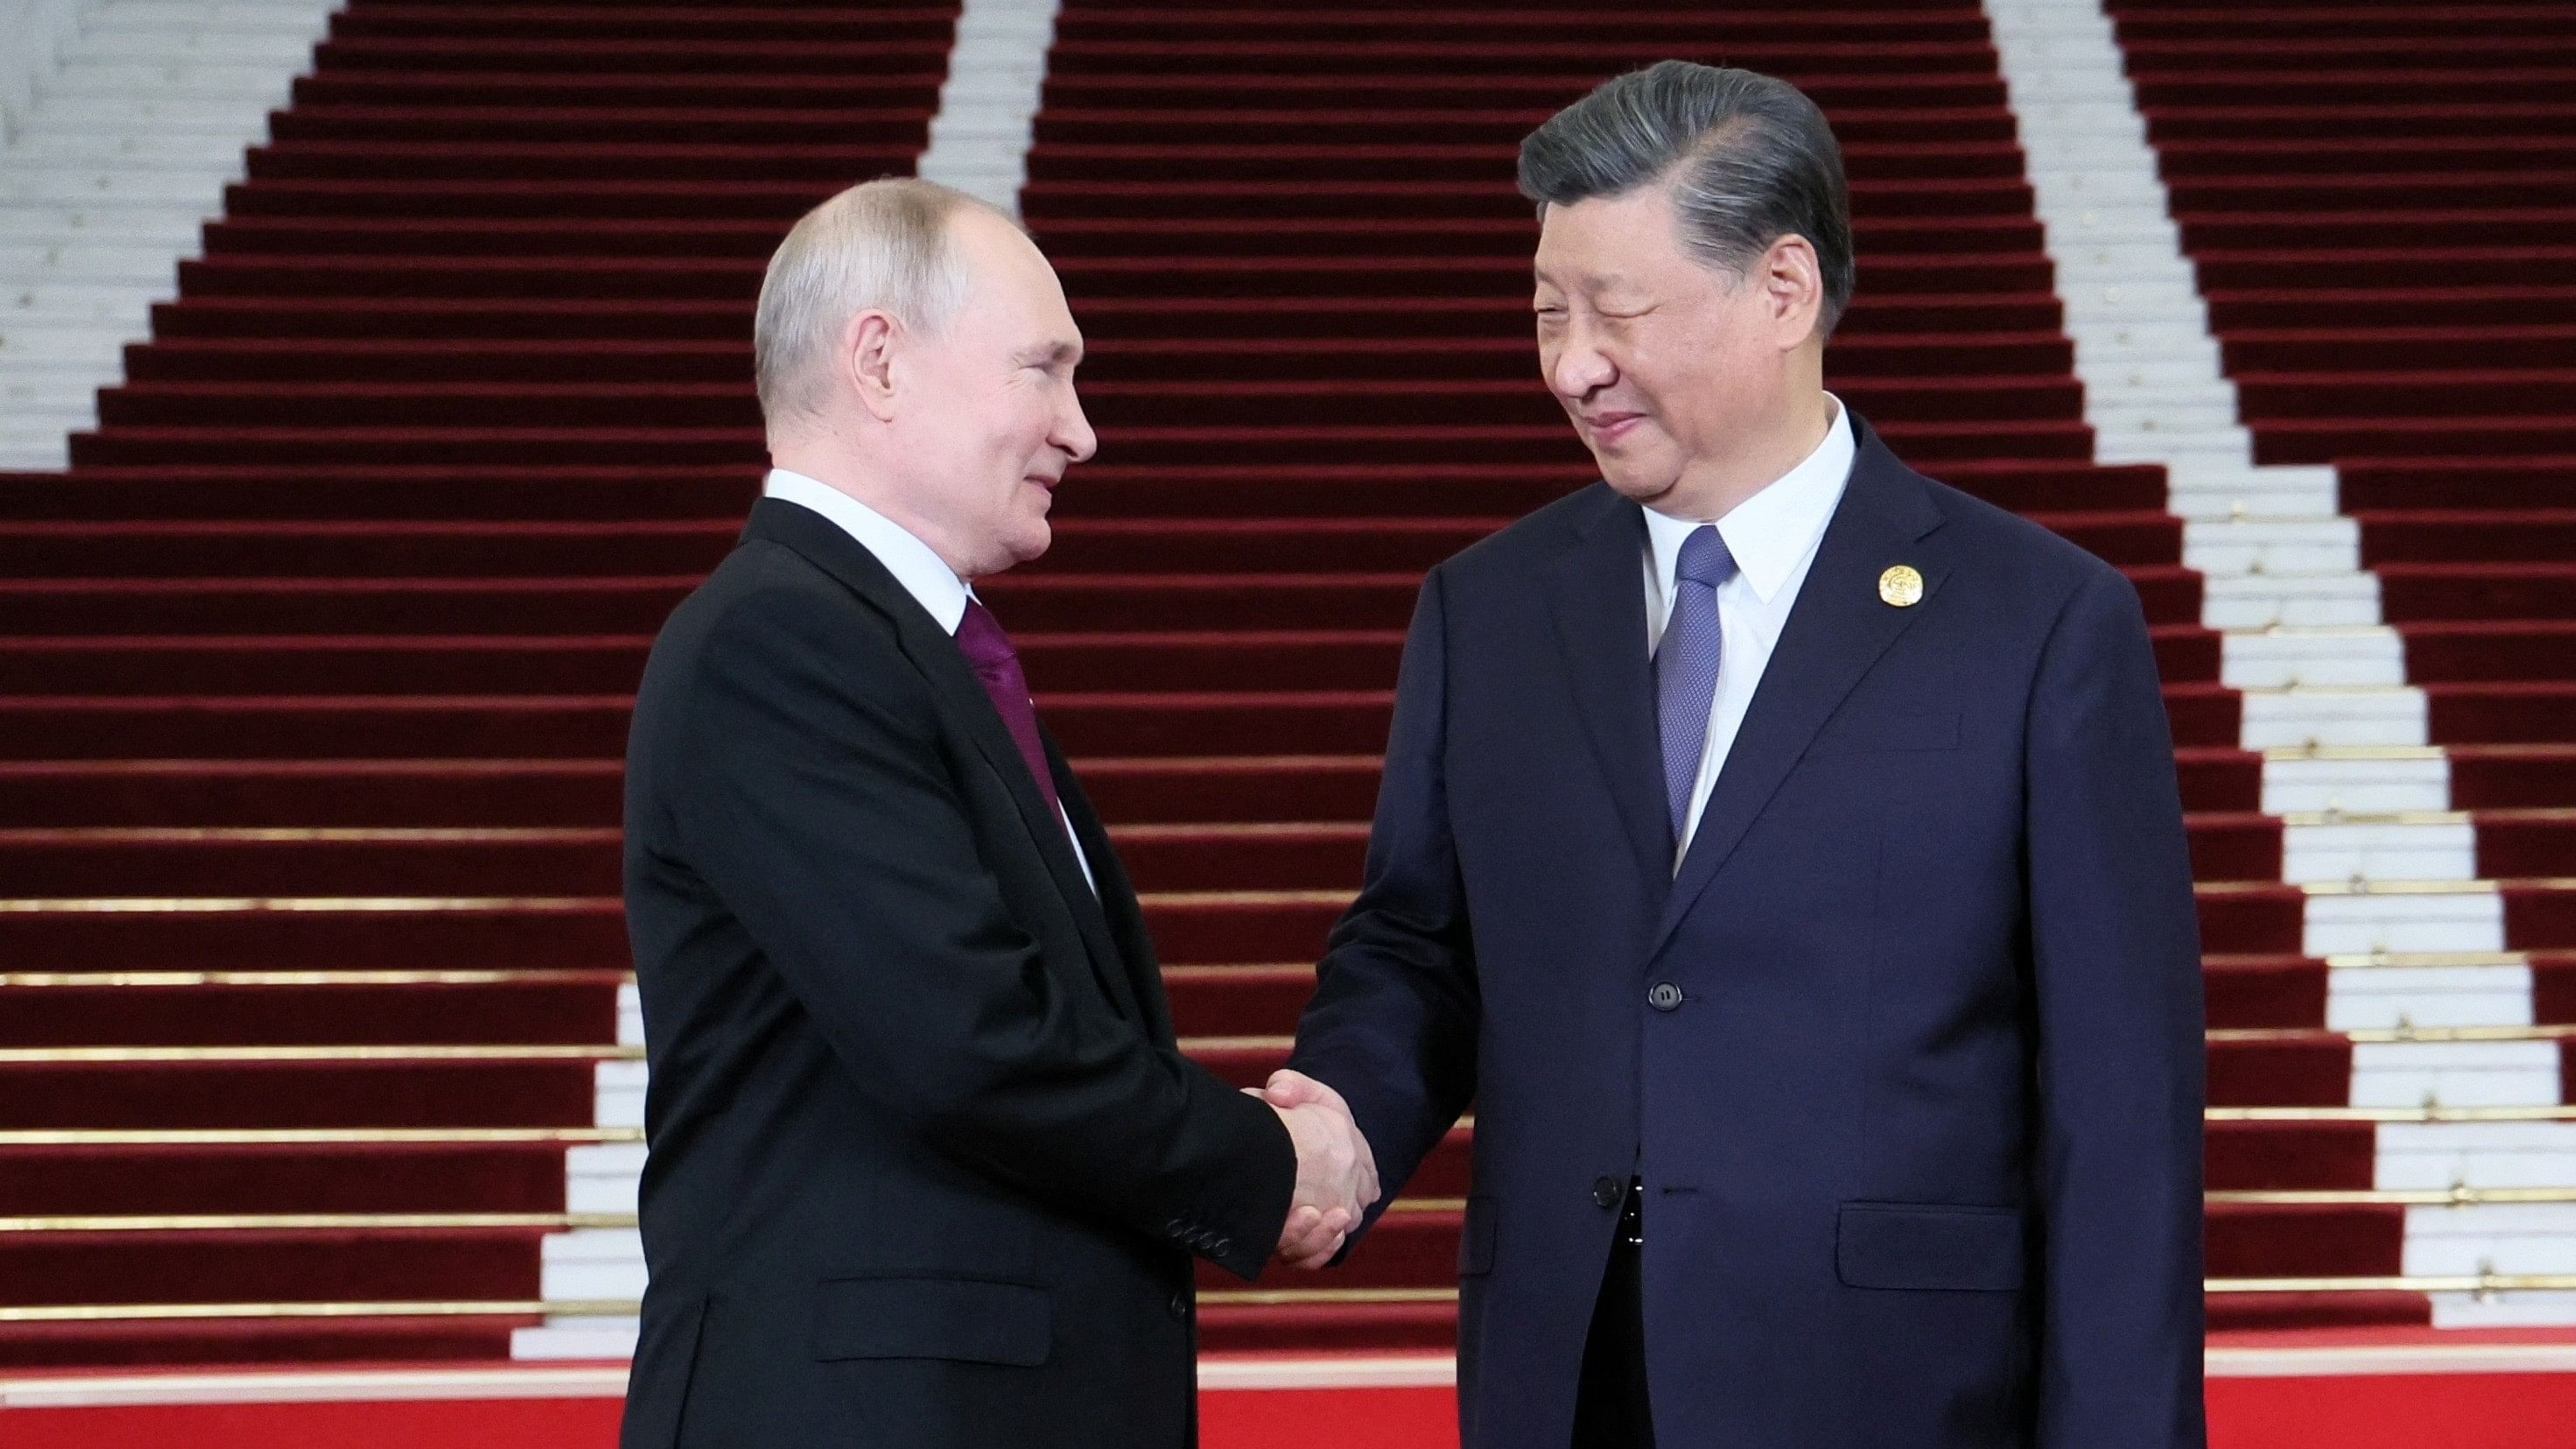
[0,0,2544,1368]
[2114,0,2576,1026]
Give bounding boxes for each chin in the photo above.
[1597,461,1681,503]
[1003,519,1052,567]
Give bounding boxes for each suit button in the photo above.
[1593,1177,1622,1208]
[1169,1288,1192,1320]
[1647,981,1684,1011]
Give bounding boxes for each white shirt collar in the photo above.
[1642,394,1854,605]
[762,468,972,636]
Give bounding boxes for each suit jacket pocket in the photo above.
[1835,1202,2025,1291]
[811,1275,1053,1366]
[1806,705,1960,757]
[1456,1195,1498,1277]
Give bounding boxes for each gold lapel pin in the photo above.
[1878,565,1925,608]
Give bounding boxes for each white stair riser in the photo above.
[2328,965,2535,1031]
[2350,1041,2564,1110]
[2304,890,2504,958]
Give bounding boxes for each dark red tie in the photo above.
[953,598,1062,816]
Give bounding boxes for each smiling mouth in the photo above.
[1583,412,1645,444]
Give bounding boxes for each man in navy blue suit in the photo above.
[1264,62,2207,1447]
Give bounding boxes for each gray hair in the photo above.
[752,177,995,426]
[1518,60,1855,336]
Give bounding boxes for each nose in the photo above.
[1056,383,1098,465]
[1548,317,1616,401]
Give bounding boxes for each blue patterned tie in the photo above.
[1655,525,1739,844]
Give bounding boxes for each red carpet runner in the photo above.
[0,0,2545,1367]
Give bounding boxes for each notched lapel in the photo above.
[1544,489,1674,896]
[1650,438,1951,959]
[744,501,1141,1019]
[888,613,1142,1019]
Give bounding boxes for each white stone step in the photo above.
[2328,960,2535,1031]
[18,95,280,136]
[36,62,301,102]
[2380,1122,2576,1191]
[12,130,255,170]
[0,210,201,250]
[2221,628,2404,690]
[2262,750,2449,815]
[2187,519,2363,579]
[2,284,165,326]
[60,30,319,67]
[2303,883,2504,957]
[2349,1039,2565,1110]
[0,165,235,206]
[2069,355,2232,389]
[2203,572,2381,630]
[0,322,148,371]
[2281,816,2476,885]
[2166,466,2341,522]
[565,1141,644,1214]
[2430,1290,2576,1328]
[595,1059,645,1129]
[2242,686,2426,751]
[618,981,642,1047]
[2406,1202,2576,1275]
[0,240,187,282]
[0,430,74,468]
[511,1320,640,1361]
[539,1227,647,1300]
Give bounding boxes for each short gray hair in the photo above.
[753,177,993,426]
[1518,61,1855,336]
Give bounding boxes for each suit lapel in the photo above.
[743,500,1144,1021]
[1046,730,1167,1038]
[1646,426,1951,961]
[1544,487,1675,900]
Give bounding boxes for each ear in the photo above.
[841,308,902,424]
[1760,235,1825,349]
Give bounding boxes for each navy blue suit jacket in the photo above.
[1288,416,2207,1448]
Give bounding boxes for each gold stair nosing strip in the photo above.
[0,1128,642,1145]
[15,1191,2570,1233]
[0,1300,631,1324]
[2274,810,2470,827]
[18,1277,2576,1325]
[0,1213,638,1233]
[2208,1106,2576,1123]
[2208,1187,2576,1207]
[2207,1023,2576,1045]
[0,827,620,845]
[0,1110,2563,1145]
[0,970,633,988]
[0,897,607,913]
[2322,950,2530,969]
[0,1045,642,1065]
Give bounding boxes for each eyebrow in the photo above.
[1015,341,1084,366]
[1531,267,1625,292]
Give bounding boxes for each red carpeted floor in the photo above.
[0,0,2560,1367]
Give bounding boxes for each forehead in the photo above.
[1533,185,1690,288]
[950,210,1080,334]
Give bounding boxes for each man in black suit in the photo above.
[618,178,1376,1449]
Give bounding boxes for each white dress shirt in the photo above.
[763,468,1096,890]
[1640,396,1856,868]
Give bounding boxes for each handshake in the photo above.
[1251,1069,1379,1270]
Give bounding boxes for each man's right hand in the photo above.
[1258,1070,1379,1269]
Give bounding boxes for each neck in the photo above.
[770,434,976,581]
[1651,386,1837,523]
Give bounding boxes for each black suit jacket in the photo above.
[618,498,1297,1449]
